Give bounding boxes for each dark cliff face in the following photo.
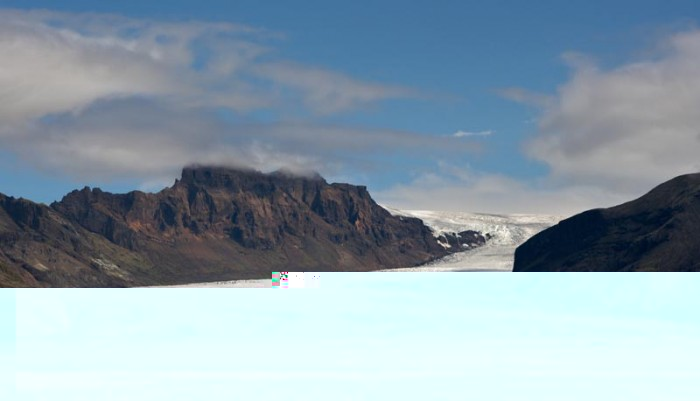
[0,193,153,287]
[513,173,700,272]
[2,166,458,287]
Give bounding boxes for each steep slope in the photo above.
[513,173,700,271]
[0,194,154,287]
[1,166,478,286]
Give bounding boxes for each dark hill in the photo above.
[1,166,484,287]
[513,173,700,271]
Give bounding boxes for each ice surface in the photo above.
[380,208,562,272]
[149,279,270,288]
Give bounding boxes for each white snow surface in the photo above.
[379,208,563,272]
[147,279,270,288]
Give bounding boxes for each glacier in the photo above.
[381,208,562,272]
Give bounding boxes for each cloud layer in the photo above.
[528,30,700,192]
[0,9,269,122]
[380,29,700,215]
[0,9,438,185]
[452,130,494,138]
[4,97,478,182]
[5,8,700,215]
[376,162,632,215]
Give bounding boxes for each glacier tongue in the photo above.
[382,208,562,271]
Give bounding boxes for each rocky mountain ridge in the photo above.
[513,173,700,271]
[1,166,486,287]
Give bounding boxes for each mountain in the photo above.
[0,166,485,287]
[157,210,562,285]
[513,173,700,271]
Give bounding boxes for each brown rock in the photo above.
[1,166,475,286]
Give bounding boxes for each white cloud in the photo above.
[8,9,697,218]
[0,14,169,122]
[376,163,630,216]
[0,8,410,123]
[2,97,477,181]
[254,62,414,114]
[3,98,319,180]
[452,130,493,137]
[403,28,700,215]
[526,29,700,193]
[0,8,433,184]
[0,9,283,123]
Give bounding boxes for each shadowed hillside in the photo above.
[514,173,700,271]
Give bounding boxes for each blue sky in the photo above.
[1,1,700,214]
[6,274,700,400]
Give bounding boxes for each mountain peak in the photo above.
[0,163,477,286]
[179,165,326,188]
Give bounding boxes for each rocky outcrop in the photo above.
[437,230,487,250]
[1,166,479,287]
[0,193,152,287]
[513,173,700,271]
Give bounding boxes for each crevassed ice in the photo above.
[382,207,562,272]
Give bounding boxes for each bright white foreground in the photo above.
[155,209,561,287]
